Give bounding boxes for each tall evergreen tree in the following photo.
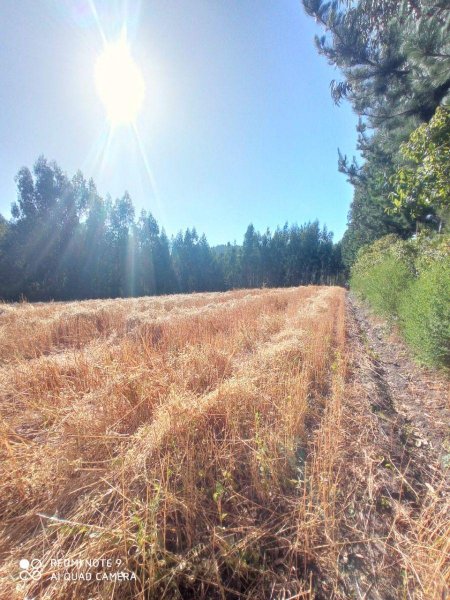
[136,210,160,296]
[156,229,177,294]
[78,181,109,298]
[107,192,135,297]
[303,0,450,266]
[303,0,450,129]
[242,224,261,287]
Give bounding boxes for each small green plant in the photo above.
[254,410,271,487]
[213,481,226,523]
[378,495,392,512]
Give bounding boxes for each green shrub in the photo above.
[399,260,450,369]
[350,233,450,370]
[352,256,413,318]
[413,233,450,275]
[350,235,414,318]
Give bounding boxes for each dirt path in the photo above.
[350,295,449,467]
[327,295,449,599]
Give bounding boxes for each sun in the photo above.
[95,34,145,125]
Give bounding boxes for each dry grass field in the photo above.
[0,286,448,599]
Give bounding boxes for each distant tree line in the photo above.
[0,157,344,301]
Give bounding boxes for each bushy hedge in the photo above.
[399,261,450,367]
[350,235,415,318]
[350,234,450,370]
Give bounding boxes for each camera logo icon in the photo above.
[19,558,43,581]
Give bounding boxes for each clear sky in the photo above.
[0,0,359,245]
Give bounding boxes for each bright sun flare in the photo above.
[95,35,145,125]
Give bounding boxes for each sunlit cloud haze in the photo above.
[0,0,360,244]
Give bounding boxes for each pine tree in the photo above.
[302,0,450,130]
[136,210,159,296]
[303,1,450,266]
[242,224,261,287]
[108,193,135,297]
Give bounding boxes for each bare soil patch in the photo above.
[320,295,449,599]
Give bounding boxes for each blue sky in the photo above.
[0,0,359,245]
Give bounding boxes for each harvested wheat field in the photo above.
[0,286,448,599]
